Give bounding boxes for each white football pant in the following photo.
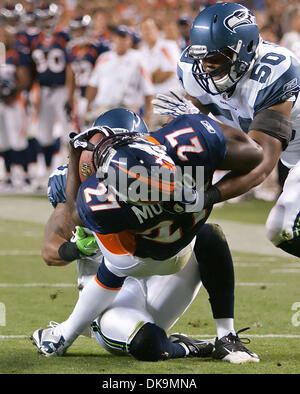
[266,159,300,246]
[93,252,202,355]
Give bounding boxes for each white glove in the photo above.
[152,90,200,118]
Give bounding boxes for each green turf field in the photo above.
[1,196,300,375]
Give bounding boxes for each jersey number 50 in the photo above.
[250,53,286,83]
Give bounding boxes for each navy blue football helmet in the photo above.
[93,133,176,204]
[93,108,148,134]
[187,2,260,94]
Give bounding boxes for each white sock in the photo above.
[215,318,235,339]
[58,277,120,343]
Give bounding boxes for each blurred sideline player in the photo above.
[85,25,153,126]
[138,18,183,129]
[32,108,262,363]
[67,14,110,130]
[0,13,33,192]
[28,2,74,186]
[175,2,300,258]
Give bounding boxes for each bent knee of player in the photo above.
[99,307,154,356]
[129,323,169,362]
[266,203,294,246]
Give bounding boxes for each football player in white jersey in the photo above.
[165,2,300,259]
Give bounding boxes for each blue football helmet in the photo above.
[187,2,260,95]
[34,3,60,35]
[93,108,148,134]
[93,132,176,204]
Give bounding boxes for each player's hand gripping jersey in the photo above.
[76,114,226,261]
[178,40,300,168]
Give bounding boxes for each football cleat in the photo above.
[169,333,215,357]
[212,327,260,364]
[30,321,70,357]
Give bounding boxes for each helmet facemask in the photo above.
[188,39,256,95]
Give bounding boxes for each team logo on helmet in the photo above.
[224,9,256,33]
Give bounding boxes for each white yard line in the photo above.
[0,283,75,287]
[0,250,41,256]
[0,282,286,288]
[2,334,300,339]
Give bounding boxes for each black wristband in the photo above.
[203,186,222,209]
[58,241,82,262]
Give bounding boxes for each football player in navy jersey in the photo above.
[28,3,74,183]
[31,107,262,363]
[0,21,33,192]
[174,2,300,259]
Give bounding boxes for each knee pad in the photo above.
[265,204,293,246]
[129,323,169,361]
[96,305,153,356]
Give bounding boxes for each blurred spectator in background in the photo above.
[280,3,300,61]
[68,14,110,130]
[260,24,279,43]
[84,25,153,126]
[0,24,32,192]
[139,17,183,129]
[1,0,300,196]
[90,7,111,42]
[176,15,192,51]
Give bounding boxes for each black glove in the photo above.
[64,100,73,121]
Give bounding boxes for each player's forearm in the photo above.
[143,95,153,126]
[65,145,82,217]
[213,167,266,201]
[41,204,75,266]
[85,85,98,111]
[215,132,282,202]
[42,241,71,266]
[65,64,76,102]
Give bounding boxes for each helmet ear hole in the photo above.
[247,40,254,53]
[213,14,218,23]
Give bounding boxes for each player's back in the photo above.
[76,114,226,260]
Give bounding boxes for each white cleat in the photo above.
[31,321,70,357]
[212,328,260,364]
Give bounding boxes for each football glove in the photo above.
[74,226,99,256]
[69,126,105,151]
[64,100,73,122]
[162,186,221,214]
[152,90,200,118]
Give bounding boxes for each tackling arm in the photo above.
[65,143,83,225]
[41,203,75,266]
[213,101,292,201]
